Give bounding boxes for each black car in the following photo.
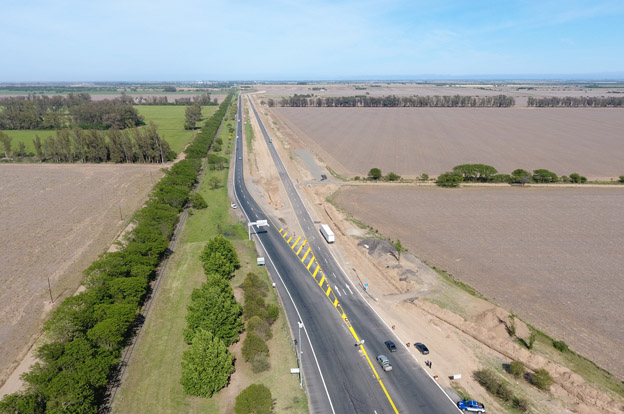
[384,340,397,352]
[414,342,429,355]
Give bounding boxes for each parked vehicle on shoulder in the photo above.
[376,355,392,372]
[457,400,485,412]
[414,342,429,355]
[230,203,238,209]
[384,340,397,352]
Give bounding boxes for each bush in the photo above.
[619,175,624,183]
[436,171,463,187]
[190,193,207,209]
[250,352,271,373]
[553,340,569,353]
[242,332,269,363]
[385,172,401,181]
[248,316,272,341]
[234,384,273,414]
[513,396,530,412]
[266,303,280,324]
[420,173,429,181]
[474,369,513,402]
[530,368,553,390]
[509,361,525,378]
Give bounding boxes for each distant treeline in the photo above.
[527,96,624,107]
[274,94,515,107]
[0,94,143,130]
[0,93,218,130]
[30,123,175,163]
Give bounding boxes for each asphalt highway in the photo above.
[233,94,460,413]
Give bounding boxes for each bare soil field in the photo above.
[0,164,163,388]
[271,106,624,180]
[332,185,624,380]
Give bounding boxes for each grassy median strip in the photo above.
[113,96,306,413]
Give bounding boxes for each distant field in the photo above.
[272,107,624,180]
[1,105,217,155]
[136,105,218,153]
[333,185,624,379]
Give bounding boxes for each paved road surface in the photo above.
[233,95,460,414]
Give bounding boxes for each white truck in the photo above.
[319,224,335,243]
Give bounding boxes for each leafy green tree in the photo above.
[0,391,46,413]
[527,329,537,350]
[532,169,558,183]
[201,235,240,275]
[420,173,429,181]
[190,193,207,209]
[207,175,221,189]
[619,175,624,183]
[368,168,382,180]
[33,135,43,160]
[511,169,532,184]
[248,315,273,340]
[184,282,243,345]
[184,103,202,130]
[0,131,12,159]
[234,384,273,414]
[180,329,234,397]
[436,171,463,187]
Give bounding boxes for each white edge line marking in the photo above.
[246,95,461,412]
[234,96,337,414]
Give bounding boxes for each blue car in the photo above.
[457,400,485,412]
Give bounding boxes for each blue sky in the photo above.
[2,0,624,81]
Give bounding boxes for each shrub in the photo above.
[420,173,429,181]
[242,332,269,363]
[266,304,280,324]
[530,368,553,390]
[234,384,273,414]
[513,396,530,412]
[553,340,569,353]
[474,369,513,402]
[190,193,207,209]
[532,169,558,183]
[511,169,532,184]
[385,172,401,181]
[619,175,624,183]
[250,352,271,373]
[248,316,272,341]
[509,361,525,378]
[491,174,511,183]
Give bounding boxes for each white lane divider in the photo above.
[345,284,354,295]
[332,272,337,278]
[334,286,342,296]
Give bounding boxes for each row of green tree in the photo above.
[0,97,232,413]
[275,94,515,107]
[134,93,218,106]
[180,235,243,397]
[527,96,624,107]
[436,163,590,187]
[0,94,143,130]
[0,124,175,163]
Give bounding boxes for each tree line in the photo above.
[436,163,590,187]
[274,94,516,107]
[0,96,232,414]
[134,93,217,106]
[527,96,624,107]
[0,94,143,130]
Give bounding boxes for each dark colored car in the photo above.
[384,340,397,352]
[414,342,429,355]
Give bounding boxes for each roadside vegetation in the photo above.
[275,94,515,107]
[111,94,306,413]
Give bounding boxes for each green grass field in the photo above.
[1,106,217,156]
[113,110,307,413]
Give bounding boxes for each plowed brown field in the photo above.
[0,164,163,387]
[272,107,624,180]
[333,185,624,379]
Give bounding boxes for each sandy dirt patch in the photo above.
[0,163,164,391]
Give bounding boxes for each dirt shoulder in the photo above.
[243,94,624,414]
